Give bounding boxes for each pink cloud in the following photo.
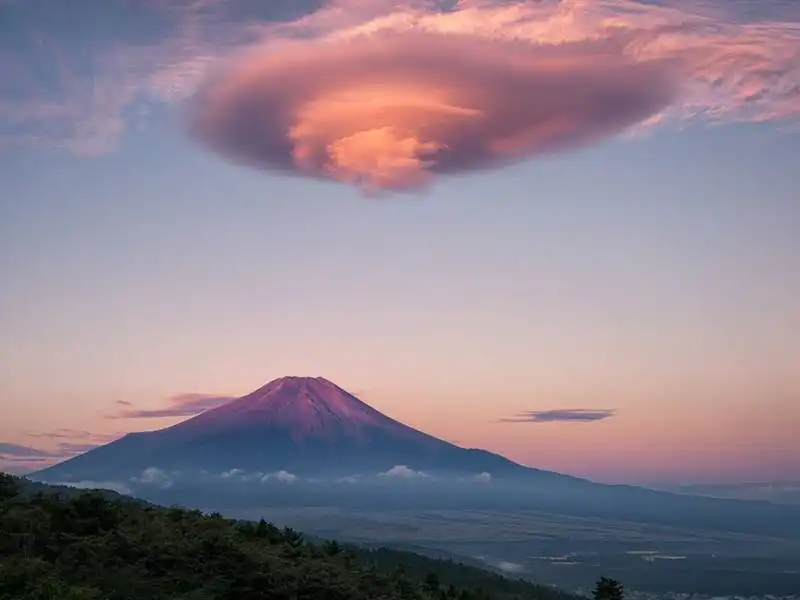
[0,442,60,459]
[501,408,617,423]
[189,33,675,192]
[0,0,797,180]
[108,393,234,419]
[0,439,112,474]
[25,429,122,443]
[2,430,129,473]
[188,0,800,192]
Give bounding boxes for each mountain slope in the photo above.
[34,376,531,481]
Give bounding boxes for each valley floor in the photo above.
[223,506,800,597]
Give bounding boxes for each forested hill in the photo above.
[0,473,581,600]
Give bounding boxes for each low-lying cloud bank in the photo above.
[2,0,798,192]
[39,464,498,494]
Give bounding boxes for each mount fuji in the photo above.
[33,376,539,482]
[30,376,800,539]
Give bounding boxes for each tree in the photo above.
[0,473,19,502]
[323,540,342,556]
[424,572,440,593]
[592,577,624,600]
[281,526,304,548]
[254,518,272,539]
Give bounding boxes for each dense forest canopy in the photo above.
[0,473,584,600]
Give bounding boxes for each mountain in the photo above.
[33,376,535,481]
[31,376,800,540]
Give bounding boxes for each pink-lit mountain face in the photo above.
[177,376,440,446]
[34,376,524,481]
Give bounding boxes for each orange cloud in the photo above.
[187,0,799,192]
[2,1,797,168]
[189,32,675,192]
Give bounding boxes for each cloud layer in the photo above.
[39,465,498,494]
[502,408,617,423]
[1,0,798,191]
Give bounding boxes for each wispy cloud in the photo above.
[0,439,105,474]
[2,430,125,473]
[25,428,122,443]
[501,409,617,423]
[262,470,298,484]
[0,440,105,459]
[2,456,53,464]
[1,0,798,190]
[55,442,102,454]
[0,442,59,458]
[108,393,234,419]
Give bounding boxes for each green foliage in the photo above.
[592,577,624,600]
[0,474,18,502]
[0,473,582,600]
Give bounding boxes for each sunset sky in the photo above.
[1,0,798,485]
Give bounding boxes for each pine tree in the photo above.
[592,577,624,600]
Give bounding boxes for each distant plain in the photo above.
[227,506,800,596]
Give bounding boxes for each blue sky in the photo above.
[0,0,798,484]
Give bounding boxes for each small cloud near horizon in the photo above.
[25,428,122,443]
[0,442,61,459]
[472,472,492,484]
[108,393,235,419]
[495,561,525,574]
[501,408,617,424]
[56,442,102,454]
[379,465,430,479]
[1,440,106,459]
[262,470,298,484]
[0,439,109,474]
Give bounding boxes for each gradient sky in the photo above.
[1,0,798,485]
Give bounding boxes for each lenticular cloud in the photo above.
[190,35,674,192]
[186,0,800,192]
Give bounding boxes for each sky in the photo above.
[0,0,798,485]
